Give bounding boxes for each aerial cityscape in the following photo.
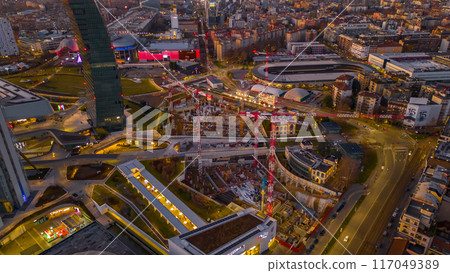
[0,0,450,262]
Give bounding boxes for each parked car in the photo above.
[344,235,349,242]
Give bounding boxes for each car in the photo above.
[332,213,337,219]
[319,230,325,236]
[387,223,392,228]
[314,239,319,244]
[343,235,349,242]
[395,207,400,213]
[392,212,398,218]
[306,248,312,254]
[309,244,315,250]
[383,231,388,236]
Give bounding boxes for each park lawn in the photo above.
[58,67,81,75]
[356,147,378,184]
[92,185,163,243]
[141,158,185,186]
[2,75,48,89]
[332,119,358,136]
[213,60,226,69]
[38,74,85,95]
[35,186,67,207]
[123,99,143,114]
[67,164,114,180]
[121,78,160,96]
[170,183,233,221]
[105,171,179,238]
[141,158,233,221]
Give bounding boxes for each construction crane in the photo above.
[195,89,203,185]
[266,112,277,216]
[265,51,269,82]
[238,111,271,168]
[266,111,298,216]
[168,86,174,128]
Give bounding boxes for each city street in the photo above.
[324,121,434,255]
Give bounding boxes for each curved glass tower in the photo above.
[64,0,124,131]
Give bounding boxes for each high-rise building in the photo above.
[0,108,30,212]
[204,0,218,28]
[0,18,19,57]
[64,0,124,131]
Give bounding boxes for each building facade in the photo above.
[0,108,30,212]
[332,82,352,106]
[285,146,336,184]
[0,18,19,57]
[356,91,382,115]
[64,0,124,131]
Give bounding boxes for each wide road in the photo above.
[326,120,428,255]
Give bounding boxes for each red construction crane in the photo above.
[195,89,203,185]
[168,86,174,125]
[266,114,277,216]
[238,112,271,168]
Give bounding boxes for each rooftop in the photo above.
[387,237,408,255]
[358,91,382,99]
[336,74,354,81]
[117,160,206,232]
[320,121,342,132]
[333,82,352,91]
[185,213,263,254]
[0,78,53,121]
[338,143,364,158]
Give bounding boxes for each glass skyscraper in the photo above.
[0,108,30,212]
[64,0,124,131]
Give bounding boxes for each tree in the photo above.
[95,128,109,140]
[169,61,178,70]
[322,94,334,108]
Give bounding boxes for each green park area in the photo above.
[2,66,160,96]
[120,78,160,96]
[105,171,179,239]
[91,184,166,243]
[67,163,114,180]
[35,185,67,207]
[356,147,378,184]
[141,158,233,221]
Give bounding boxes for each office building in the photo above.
[0,108,30,212]
[169,208,276,255]
[64,0,124,131]
[0,18,19,57]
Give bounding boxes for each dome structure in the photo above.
[111,34,138,48]
[250,84,285,97]
[53,38,79,53]
[284,88,311,102]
